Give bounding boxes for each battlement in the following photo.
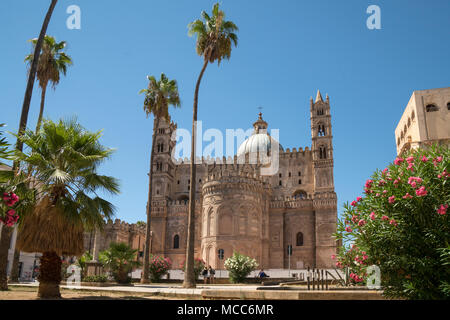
[280,146,311,158]
[105,218,146,233]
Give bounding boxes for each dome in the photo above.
[237,133,283,157]
[237,113,283,157]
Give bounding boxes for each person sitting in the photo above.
[258,268,269,278]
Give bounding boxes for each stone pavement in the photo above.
[9,282,386,300]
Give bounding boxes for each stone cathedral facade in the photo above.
[149,90,337,270]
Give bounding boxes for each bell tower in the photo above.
[310,90,334,191]
[151,116,177,200]
[310,90,337,268]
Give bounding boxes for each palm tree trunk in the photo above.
[0,226,13,290]
[183,59,209,288]
[38,251,62,298]
[141,117,160,283]
[15,0,58,157]
[35,83,48,132]
[9,227,20,282]
[0,0,58,289]
[0,0,58,293]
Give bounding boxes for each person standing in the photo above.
[202,266,209,284]
[208,266,215,284]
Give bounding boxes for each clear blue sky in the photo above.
[1,0,449,223]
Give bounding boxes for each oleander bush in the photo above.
[334,145,449,299]
[224,251,258,283]
[148,255,172,282]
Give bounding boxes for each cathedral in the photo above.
[149,90,337,270]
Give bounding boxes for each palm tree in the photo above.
[25,35,72,133]
[9,36,72,283]
[100,242,140,284]
[15,119,120,298]
[139,73,180,283]
[183,2,238,288]
[0,0,59,292]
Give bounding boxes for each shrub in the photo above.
[334,145,449,299]
[224,251,258,283]
[83,275,108,283]
[149,255,172,282]
[179,258,206,280]
[99,242,140,284]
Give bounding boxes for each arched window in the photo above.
[319,146,327,159]
[447,102,450,110]
[397,137,400,146]
[318,123,326,136]
[173,235,179,249]
[426,104,439,112]
[407,118,411,127]
[293,190,307,200]
[411,110,415,120]
[296,232,304,246]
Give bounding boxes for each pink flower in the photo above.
[410,181,417,188]
[365,179,373,189]
[369,212,376,220]
[407,163,414,171]
[358,219,366,227]
[345,226,352,233]
[415,186,427,197]
[408,177,422,184]
[402,193,413,199]
[437,204,448,215]
[389,219,398,227]
[331,254,336,260]
[383,190,387,194]
[406,156,414,163]
[356,196,362,202]
[351,201,357,207]
[388,196,395,204]
[381,215,389,221]
[421,156,428,162]
[433,156,443,166]
[393,179,400,185]
[394,157,404,165]
[382,168,388,175]
[376,193,380,197]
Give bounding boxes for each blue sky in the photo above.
[1,0,449,223]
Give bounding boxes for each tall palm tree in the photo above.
[25,35,72,133]
[139,73,181,283]
[183,2,238,288]
[9,37,71,282]
[15,119,120,298]
[0,0,59,292]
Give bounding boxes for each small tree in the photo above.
[148,255,172,282]
[224,252,258,283]
[334,145,449,299]
[100,242,140,284]
[75,251,93,279]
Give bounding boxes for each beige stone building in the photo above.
[84,219,146,262]
[149,90,337,270]
[395,87,450,155]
